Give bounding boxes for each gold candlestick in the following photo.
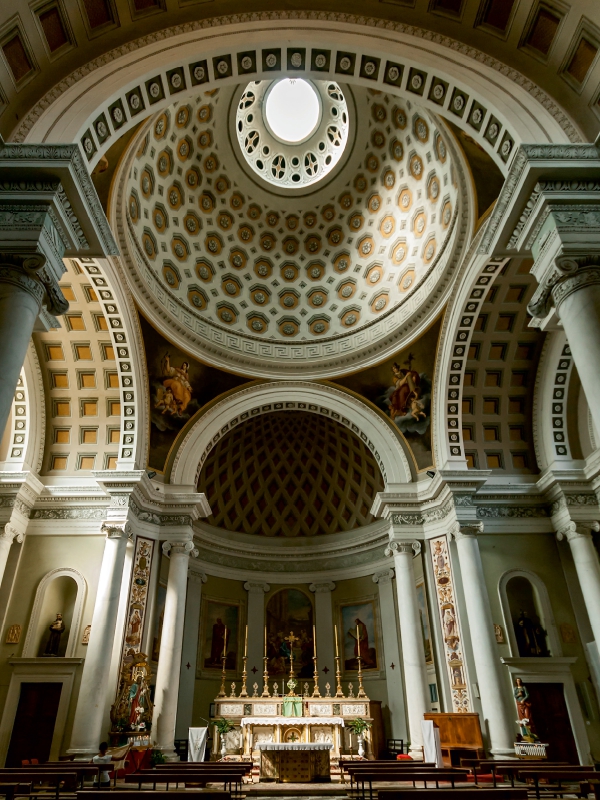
[261,655,270,697]
[356,623,367,699]
[334,624,344,698]
[312,624,321,697]
[217,626,228,697]
[240,625,248,697]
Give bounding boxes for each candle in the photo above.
[334,624,339,658]
[264,625,267,658]
[244,624,248,658]
[223,627,227,659]
[313,624,317,658]
[356,624,360,658]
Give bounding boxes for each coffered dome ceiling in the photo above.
[120,78,466,379]
[198,411,385,537]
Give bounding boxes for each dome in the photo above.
[198,411,384,537]
[122,80,465,378]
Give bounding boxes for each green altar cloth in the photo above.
[282,696,302,717]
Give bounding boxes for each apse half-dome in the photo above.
[198,411,385,537]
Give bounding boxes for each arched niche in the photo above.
[22,568,87,658]
[265,588,314,680]
[499,569,561,659]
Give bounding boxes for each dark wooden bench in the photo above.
[378,790,528,800]
[124,770,244,795]
[0,767,99,789]
[515,768,598,799]
[344,764,437,792]
[353,768,470,800]
[0,773,78,800]
[78,792,230,800]
[460,761,568,788]
[0,783,29,800]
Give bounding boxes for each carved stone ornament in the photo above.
[0,524,23,544]
[101,522,128,539]
[81,624,91,645]
[5,623,21,644]
[556,520,600,542]
[162,540,198,558]
[384,540,421,557]
[372,569,394,585]
[528,255,600,319]
[244,581,270,594]
[451,521,484,540]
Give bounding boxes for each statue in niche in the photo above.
[514,610,549,657]
[43,614,65,656]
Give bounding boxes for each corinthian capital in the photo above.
[451,521,484,540]
[0,524,23,543]
[528,255,600,318]
[101,522,130,539]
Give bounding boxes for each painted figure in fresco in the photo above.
[160,353,193,414]
[126,608,142,647]
[209,617,226,665]
[443,607,456,640]
[349,618,375,666]
[389,361,422,420]
[43,613,66,656]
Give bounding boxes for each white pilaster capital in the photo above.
[309,581,335,593]
[162,540,197,557]
[189,568,207,585]
[101,521,131,539]
[372,569,394,585]
[244,581,270,594]
[556,520,600,542]
[385,540,421,558]
[450,521,484,540]
[0,524,23,544]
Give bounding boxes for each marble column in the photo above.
[68,523,131,758]
[558,521,600,653]
[548,265,600,436]
[244,581,269,679]
[452,523,514,757]
[153,540,198,758]
[0,525,23,589]
[373,569,408,740]
[309,582,335,694]
[175,566,206,739]
[385,541,429,758]
[0,140,119,436]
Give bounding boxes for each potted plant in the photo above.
[150,749,166,767]
[347,718,372,758]
[214,718,235,759]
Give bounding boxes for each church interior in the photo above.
[2,0,600,793]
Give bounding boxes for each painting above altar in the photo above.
[200,598,240,672]
[340,599,379,671]
[266,589,314,678]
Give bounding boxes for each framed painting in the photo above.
[199,597,240,674]
[339,598,380,672]
[265,588,314,678]
[415,581,433,664]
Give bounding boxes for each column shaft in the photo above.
[391,544,429,758]
[565,528,600,652]
[0,526,21,589]
[555,279,600,435]
[454,529,514,756]
[373,570,408,740]
[175,570,205,739]
[153,542,194,757]
[310,583,335,693]
[0,276,43,436]
[68,525,129,757]
[245,582,269,679]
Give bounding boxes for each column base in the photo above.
[489,746,518,759]
[66,747,99,761]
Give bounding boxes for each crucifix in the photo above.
[285,630,299,683]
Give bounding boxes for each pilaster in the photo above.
[309,581,336,693]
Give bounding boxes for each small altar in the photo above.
[257,742,333,782]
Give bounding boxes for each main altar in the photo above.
[209,629,373,782]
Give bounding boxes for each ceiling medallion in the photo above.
[236,78,349,189]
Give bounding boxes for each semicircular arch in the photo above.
[169,381,415,488]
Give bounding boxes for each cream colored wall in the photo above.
[478,532,600,760]
[0,532,105,756]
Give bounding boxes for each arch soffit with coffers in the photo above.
[22,567,87,658]
[15,16,577,172]
[169,381,415,489]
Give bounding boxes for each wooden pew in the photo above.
[344,764,437,792]
[352,768,470,800]
[460,761,568,787]
[0,783,29,800]
[124,770,244,795]
[78,792,229,800]
[0,767,99,789]
[378,790,528,800]
[494,764,592,788]
[0,773,78,800]
[515,768,598,799]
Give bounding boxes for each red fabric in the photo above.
[467,773,494,783]
[396,754,413,760]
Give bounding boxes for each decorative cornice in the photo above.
[31,507,106,520]
[476,506,549,519]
